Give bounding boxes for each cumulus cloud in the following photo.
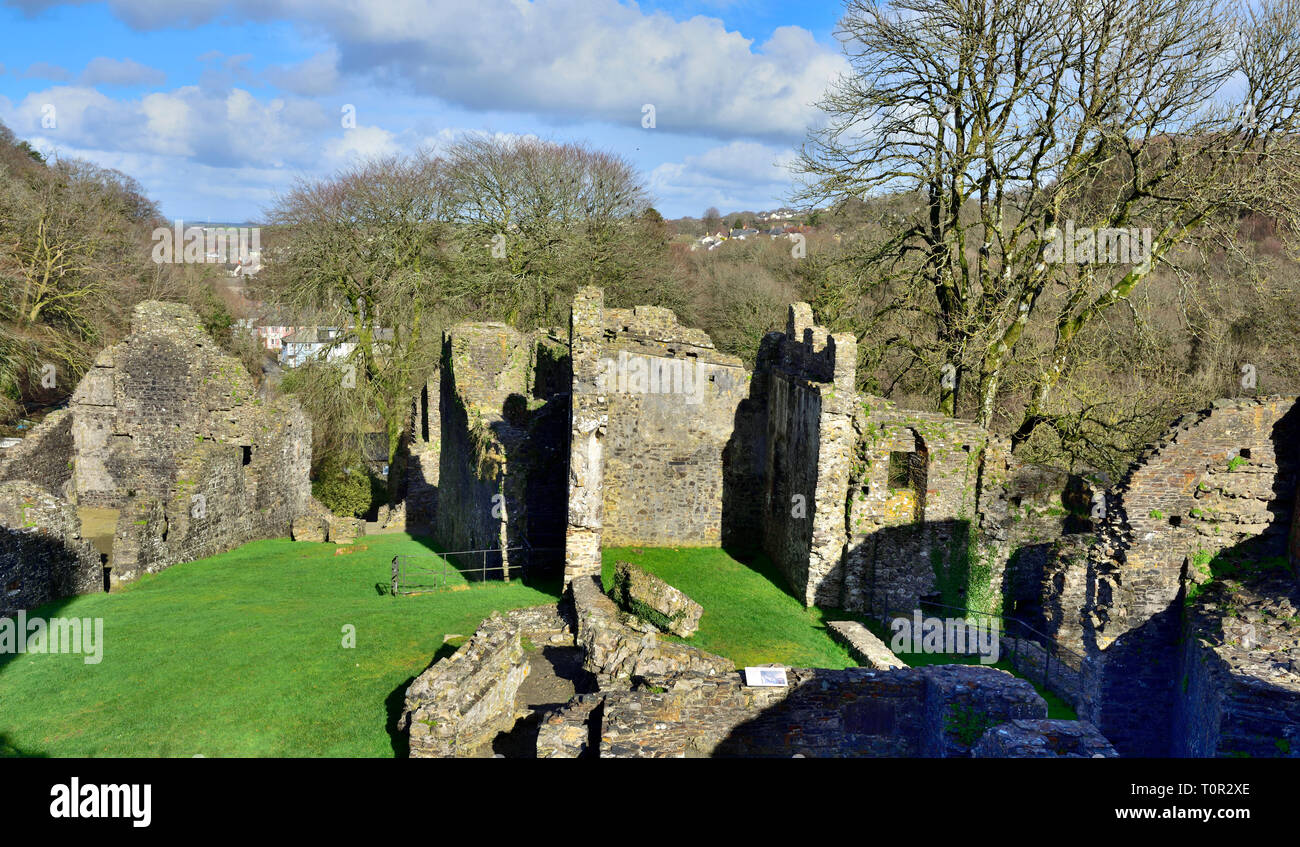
[80,57,167,87]
[23,61,71,81]
[12,0,846,142]
[265,50,340,97]
[0,84,332,168]
[649,140,799,212]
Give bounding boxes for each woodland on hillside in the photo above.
[3,0,1300,505]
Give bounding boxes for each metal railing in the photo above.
[872,599,1085,699]
[390,544,561,595]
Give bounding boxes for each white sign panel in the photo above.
[744,666,789,687]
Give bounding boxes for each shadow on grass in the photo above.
[721,544,804,604]
[385,676,416,759]
[0,594,81,680]
[385,639,466,758]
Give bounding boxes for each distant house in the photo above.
[280,327,355,368]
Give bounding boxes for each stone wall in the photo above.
[1078,396,1300,756]
[1172,574,1300,758]
[971,719,1117,758]
[0,481,101,618]
[564,287,748,583]
[736,302,1064,616]
[845,400,997,615]
[0,410,75,496]
[571,575,733,683]
[0,302,312,603]
[65,302,311,585]
[596,664,1047,758]
[435,323,569,570]
[399,610,533,758]
[750,304,858,607]
[403,373,442,529]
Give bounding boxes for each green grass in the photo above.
[0,533,559,758]
[601,547,857,669]
[602,546,1076,719]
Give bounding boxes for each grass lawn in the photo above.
[602,546,858,669]
[0,533,559,758]
[601,546,1077,719]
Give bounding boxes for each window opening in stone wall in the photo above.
[421,384,430,442]
[241,445,252,466]
[887,452,911,490]
[887,446,928,522]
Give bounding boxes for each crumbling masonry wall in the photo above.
[403,373,442,530]
[565,287,748,583]
[0,481,101,618]
[1,302,312,607]
[436,323,569,567]
[750,304,857,607]
[741,303,1037,614]
[1078,396,1300,756]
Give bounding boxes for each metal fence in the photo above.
[390,544,559,595]
[874,599,1085,701]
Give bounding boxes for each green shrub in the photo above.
[313,460,373,518]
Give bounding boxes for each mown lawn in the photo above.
[601,546,858,669]
[0,533,559,758]
[601,546,1077,719]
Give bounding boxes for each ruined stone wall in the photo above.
[752,304,857,607]
[1172,575,1300,758]
[564,287,747,582]
[403,374,442,529]
[596,664,1047,758]
[845,401,994,615]
[738,302,1076,617]
[0,410,75,496]
[64,302,310,585]
[1079,396,1300,756]
[399,609,533,758]
[0,481,101,618]
[436,323,569,568]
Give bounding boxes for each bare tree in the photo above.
[795,0,1300,434]
[263,151,452,480]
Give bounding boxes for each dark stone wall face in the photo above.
[1079,396,1300,756]
[0,410,75,496]
[597,664,1047,758]
[435,323,570,570]
[1172,575,1300,758]
[0,481,102,619]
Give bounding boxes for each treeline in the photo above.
[4,120,1300,504]
[0,121,241,427]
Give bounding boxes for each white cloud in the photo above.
[16,0,846,142]
[80,57,167,87]
[320,124,400,167]
[265,50,340,97]
[23,61,71,81]
[0,84,332,169]
[649,140,799,212]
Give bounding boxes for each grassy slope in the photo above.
[602,546,857,669]
[602,546,1076,720]
[0,534,558,758]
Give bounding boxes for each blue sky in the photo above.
[0,0,852,222]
